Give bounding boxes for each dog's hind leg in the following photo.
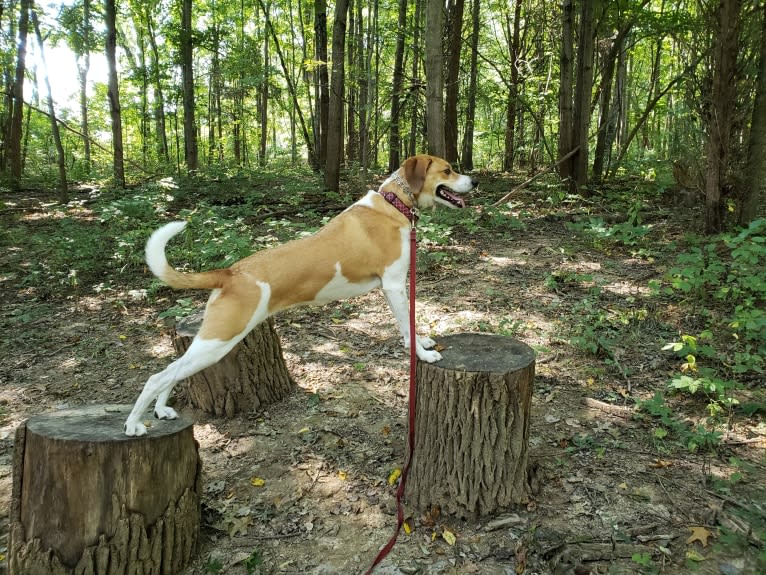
[123,337,241,436]
[124,281,272,436]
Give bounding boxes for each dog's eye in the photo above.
[443,168,451,175]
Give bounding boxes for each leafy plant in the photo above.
[243,548,264,575]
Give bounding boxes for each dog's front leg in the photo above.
[382,287,442,363]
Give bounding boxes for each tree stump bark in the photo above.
[9,404,201,575]
[405,333,535,520]
[174,312,295,417]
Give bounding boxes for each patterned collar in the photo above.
[379,191,418,223]
[379,171,418,223]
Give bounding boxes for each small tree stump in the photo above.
[406,333,535,520]
[9,404,200,575]
[174,312,295,417]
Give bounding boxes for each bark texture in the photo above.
[406,333,535,519]
[10,405,200,575]
[174,312,295,417]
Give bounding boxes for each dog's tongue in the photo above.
[439,187,466,208]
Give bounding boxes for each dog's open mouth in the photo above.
[436,185,466,208]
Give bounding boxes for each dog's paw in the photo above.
[417,349,443,363]
[154,406,178,420]
[124,420,147,437]
[417,336,437,349]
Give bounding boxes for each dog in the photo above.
[124,155,478,435]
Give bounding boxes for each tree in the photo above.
[324,0,349,191]
[424,0,445,157]
[179,0,198,171]
[5,0,30,189]
[389,0,407,171]
[503,0,522,172]
[740,0,766,225]
[444,0,464,164]
[105,0,125,186]
[704,0,741,233]
[460,0,480,170]
[31,10,67,202]
[315,0,329,168]
[571,0,598,193]
[557,0,574,184]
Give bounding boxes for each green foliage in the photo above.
[567,201,652,248]
[663,219,766,391]
[638,392,722,453]
[243,548,264,575]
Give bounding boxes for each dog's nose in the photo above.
[471,177,479,188]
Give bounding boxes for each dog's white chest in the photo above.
[312,262,381,305]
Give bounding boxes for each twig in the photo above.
[583,397,634,419]
[492,147,580,207]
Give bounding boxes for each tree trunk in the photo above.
[424,0,445,157]
[180,0,198,171]
[571,0,598,194]
[324,0,349,191]
[315,0,330,169]
[408,0,424,157]
[173,313,295,417]
[105,0,125,187]
[704,0,741,233]
[345,0,358,166]
[145,8,168,163]
[461,0,480,170]
[31,11,68,203]
[9,405,200,574]
[79,0,92,173]
[740,0,766,226]
[259,3,269,166]
[592,21,635,183]
[406,334,535,519]
[557,0,574,184]
[6,0,29,190]
[389,0,407,172]
[444,0,464,164]
[503,0,522,172]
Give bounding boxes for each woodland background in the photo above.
[0,0,766,573]
[0,0,764,231]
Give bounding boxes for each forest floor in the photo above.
[0,170,764,575]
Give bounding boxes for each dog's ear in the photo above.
[403,156,433,193]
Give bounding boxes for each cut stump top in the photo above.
[434,333,535,373]
[26,404,193,442]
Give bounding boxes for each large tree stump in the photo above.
[406,333,535,520]
[174,312,295,417]
[10,404,201,575]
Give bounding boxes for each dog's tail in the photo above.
[146,221,231,290]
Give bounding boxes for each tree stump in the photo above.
[174,312,295,417]
[9,404,201,575]
[405,333,535,520]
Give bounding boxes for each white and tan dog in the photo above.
[124,155,478,435]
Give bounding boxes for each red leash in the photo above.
[364,226,419,574]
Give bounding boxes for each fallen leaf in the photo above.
[686,526,714,547]
[403,517,414,534]
[650,459,673,469]
[228,515,251,537]
[442,529,457,546]
[338,470,348,481]
[250,477,266,487]
[388,468,401,486]
[685,549,706,561]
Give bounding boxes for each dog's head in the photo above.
[400,155,478,210]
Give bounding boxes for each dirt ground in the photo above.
[0,178,764,575]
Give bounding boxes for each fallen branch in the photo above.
[492,147,580,207]
[583,397,634,418]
